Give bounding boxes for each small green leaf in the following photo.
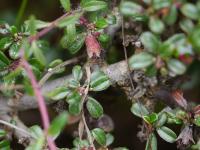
[156,113,167,128]
[48,59,63,68]
[66,24,76,45]
[143,113,158,124]
[68,79,80,88]
[60,0,71,11]
[0,37,13,50]
[61,33,85,54]
[95,18,108,29]
[90,70,111,91]
[73,138,89,148]
[106,133,114,146]
[149,16,165,34]
[29,125,44,139]
[91,128,106,146]
[140,32,160,52]
[67,91,82,115]
[58,12,82,28]
[46,87,70,101]
[181,3,199,20]
[130,103,149,118]
[156,126,177,143]
[152,0,171,10]
[9,43,20,59]
[120,1,143,16]
[163,5,177,25]
[48,59,65,74]
[72,65,83,81]
[0,140,10,150]
[189,27,200,52]
[86,97,103,119]
[0,129,6,138]
[167,59,186,75]
[25,137,45,150]
[48,112,68,138]
[98,34,110,43]
[179,19,194,34]
[129,52,155,69]
[68,99,82,115]
[81,1,107,12]
[145,133,157,150]
[67,90,81,104]
[0,51,10,68]
[25,20,50,30]
[31,41,46,66]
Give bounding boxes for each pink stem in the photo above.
[22,58,56,150]
[19,10,80,149]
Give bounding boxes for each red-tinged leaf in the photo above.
[172,90,188,110]
[85,34,101,58]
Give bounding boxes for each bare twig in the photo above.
[121,6,135,91]
[18,9,83,150]
[39,55,85,86]
[21,58,57,150]
[0,119,32,137]
[80,65,95,149]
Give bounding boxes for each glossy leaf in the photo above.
[106,133,114,146]
[72,65,83,81]
[129,52,155,69]
[0,37,12,50]
[60,0,71,11]
[31,41,46,66]
[90,70,111,91]
[131,103,149,118]
[156,113,167,128]
[140,32,160,52]
[82,1,107,12]
[91,128,106,146]
[0,51,10,68]
[181,3,199,20]
[58,12,82,28]
[9,43,20,59]
[152,0,171,10]
[86,97,103,118]
[145,133,157,150]
[156,126,177,143]
[149,17,165,34]
[167,59,186,75]
[143,113,158,124]
[48,111,69,138]
[120,1,143,16]
[46,87,70,101]
[29,125,44,139]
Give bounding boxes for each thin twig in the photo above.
[0,85,24,91]
[39,55,85,86]
[0,119,33,138]
[121,5,144,117]
[80,65,95,149]
[18,9,82,150]
[121,10,135,91]
[21,58,56,150]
